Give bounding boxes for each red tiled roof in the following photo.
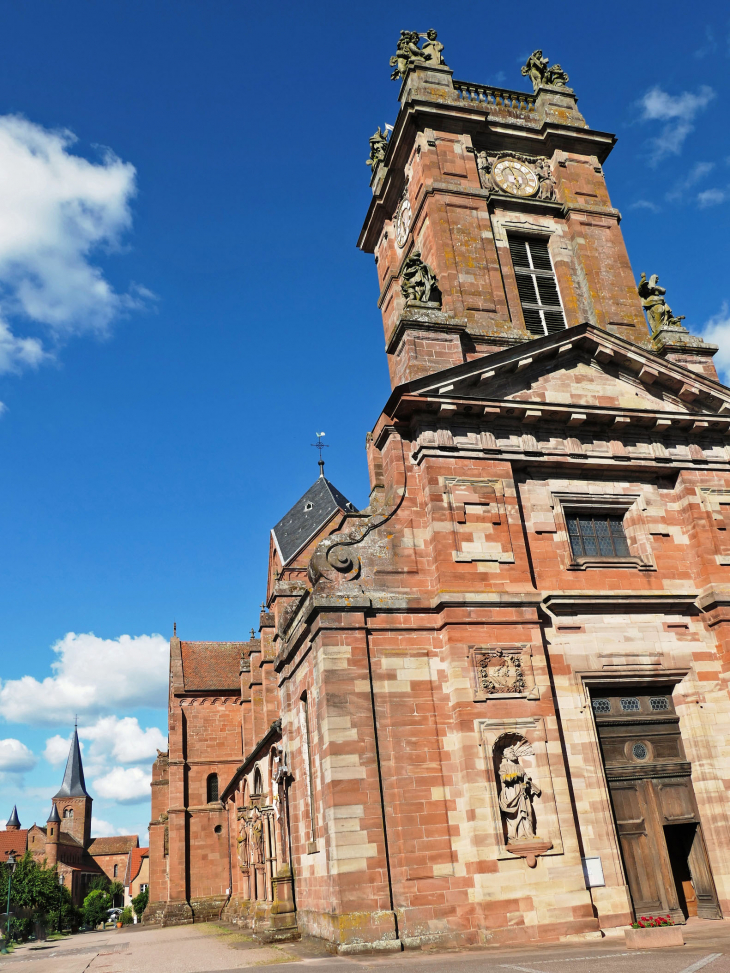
[127,846,149,885]
[0,831,28,859]
[87,835,138,856]
[180,642,247,691]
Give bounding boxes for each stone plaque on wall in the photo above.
[470,644,538,701]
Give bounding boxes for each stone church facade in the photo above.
[148,38,730,950]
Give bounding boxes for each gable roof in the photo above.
[271,475,357,566]
[396,322,730,415]
[0,829,28,860]
[54,728,90,799]
[126,846,149,885]
[180,642,248,692]
[87,834,138,856]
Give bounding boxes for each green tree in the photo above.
[88,875,110,893]
[108,881,124,907]
[0,852,69,941]
[82,889,110,930]
[131,887,148,918]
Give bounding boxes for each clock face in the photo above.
[394,197,412,248]
[493,158,539,197]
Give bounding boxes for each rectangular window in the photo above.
[567,514,630,558]
[508,236,566,337]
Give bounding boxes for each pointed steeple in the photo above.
[6,805,20,830]
[47,803,61,823]
[53,727,90,798]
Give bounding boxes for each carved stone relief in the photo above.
[470,644,538,700]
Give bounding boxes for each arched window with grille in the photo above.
[206,773,219,803]
[113,864,118,877]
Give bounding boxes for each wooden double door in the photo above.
[593,689,721,921]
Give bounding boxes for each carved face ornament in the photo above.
[492,158,539,197]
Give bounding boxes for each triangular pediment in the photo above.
[404,323,730,418]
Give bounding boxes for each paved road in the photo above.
[2,918,730,973]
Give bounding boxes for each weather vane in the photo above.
[311,431,328,476]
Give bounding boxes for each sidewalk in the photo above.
[0,917,729,973]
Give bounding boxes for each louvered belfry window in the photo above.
[508,236,567,337]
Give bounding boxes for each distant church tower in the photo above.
[52,727,92,848]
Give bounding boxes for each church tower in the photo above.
[359,45,718,387]
[53,728,92,848]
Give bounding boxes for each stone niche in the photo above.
[478,717,564,863]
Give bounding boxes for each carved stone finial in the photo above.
[366,127,389,176]
[637,272,686,335]
[400,250,441,305]
[389,28,447,81]
[521,50,569,92]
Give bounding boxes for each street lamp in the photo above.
[1,852,18,954]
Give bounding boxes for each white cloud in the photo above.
[665,161,714,202]
[697,188,728,208]
[81,716,166,767]
[637,85,715,163]
[92,766,151,805]
[0,738,37,773]
[701,303,730,379]
[43,733,79,765]
[91,817,134,837]
[0,632,169,726]
[630,199,661,213]
[0,114,144,385]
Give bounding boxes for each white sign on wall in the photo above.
[581,856,605,888]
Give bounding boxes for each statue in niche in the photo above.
[536,160,557,201]
[521,50,550,91]
[638,272,686,333]
[250,808,265,863]
[476,151,493,191]
[237,820,249,870]
[498,740,541,841]
[366,127,389,174]
[420,29,445,66]
[401,251,441,305]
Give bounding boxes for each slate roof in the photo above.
[87,835,138,856]
[271,474,357,566]
[6,806,20,828]
[0,830,28,860]
[180,642,248,692]
[54,729,90,799]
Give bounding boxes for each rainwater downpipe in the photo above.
[364,622,401,949]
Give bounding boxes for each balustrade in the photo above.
[453,80,536,112]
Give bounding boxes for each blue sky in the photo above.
[0,0,729,841]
